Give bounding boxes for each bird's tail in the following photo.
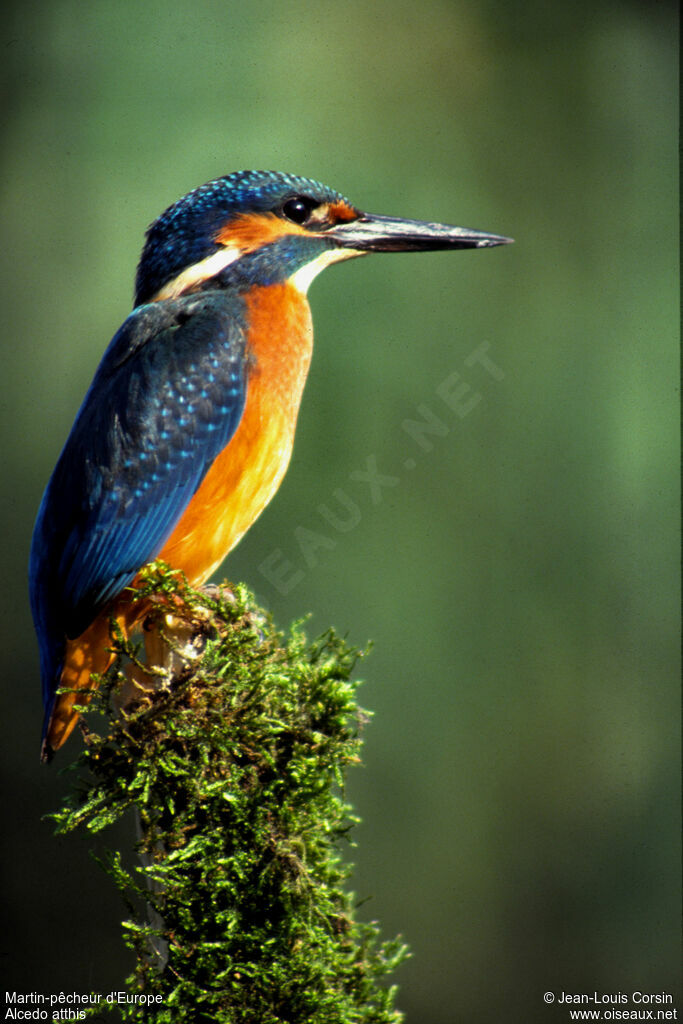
[40,605,135,763]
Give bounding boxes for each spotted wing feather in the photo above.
[29,291,248,712]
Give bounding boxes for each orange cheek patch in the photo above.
[215,203,359,252]
[327,200,359,223]
[216,212,308,251]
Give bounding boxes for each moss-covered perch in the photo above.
[51,564,408,1023]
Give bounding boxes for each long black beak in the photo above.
[327,212,513,252]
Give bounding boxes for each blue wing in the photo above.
[29,290,248,711]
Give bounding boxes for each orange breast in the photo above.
[157,282,313,583]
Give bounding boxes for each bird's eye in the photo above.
[282,196,317,225]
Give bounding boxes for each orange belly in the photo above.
[46,282,314,757]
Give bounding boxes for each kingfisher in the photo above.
[29,169,511,762]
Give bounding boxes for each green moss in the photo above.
[52,564,408,1023]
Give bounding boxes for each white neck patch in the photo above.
[153,245,242,301]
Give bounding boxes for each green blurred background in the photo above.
[1,2,679,1021]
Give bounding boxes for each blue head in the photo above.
[134,171,358,305]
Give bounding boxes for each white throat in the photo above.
[289,247,365,295]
